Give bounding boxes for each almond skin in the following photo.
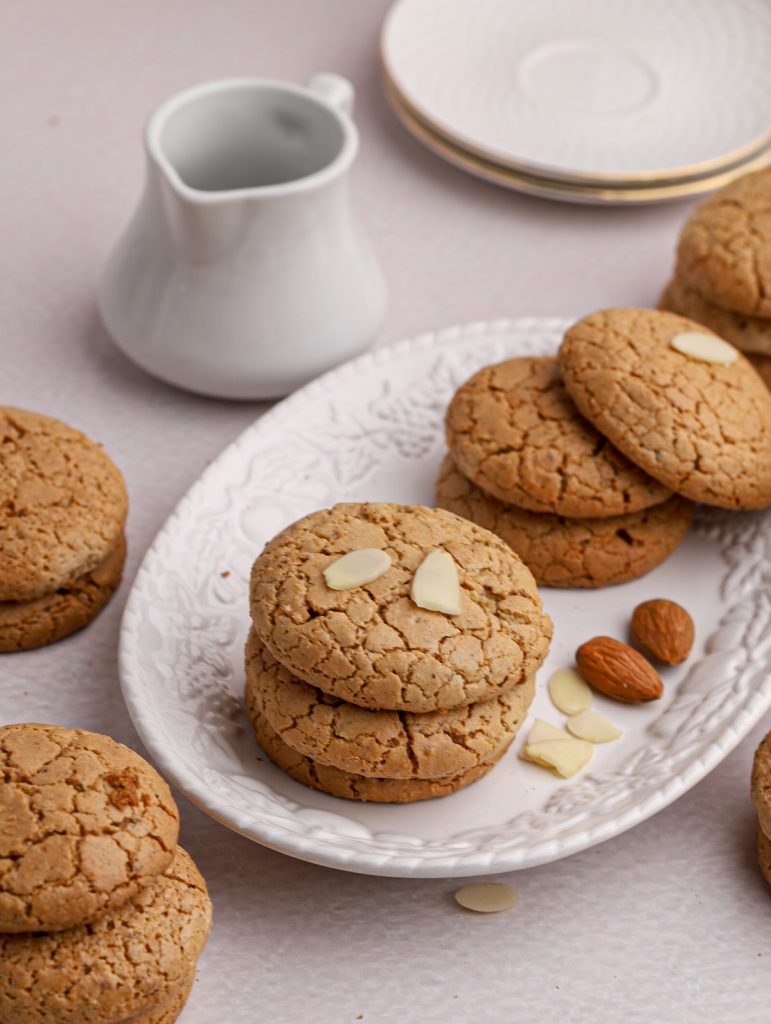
[630,599,694,665]
[576,636,663,704]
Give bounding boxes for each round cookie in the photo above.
[249,503,552,713]
[675,168,771,318]
[751,731,771,840]
[245,681,510,803]
[558,308,771,510]
[660,276,771,356]
[0,407,128,603]
[0,533,126,653]
[245,628,534,779]
[435,455,693,588]
[0,847,211,1024]
[445,356,670,517]
[0,723,179,933]
[758,827,771,889]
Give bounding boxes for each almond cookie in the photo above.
[660,277,771,356]
[0,723,179,933]
[0,534,126,653]
[245,681,510,803]
[675,167,771,318]
[245,628,534,779]
[751,731,771,841]
[445,356,670,517]
[0,847,211,1024]
[558,308,771,510]
[0,407,128,603]
[436,455,693,588]
[250,503,552,713]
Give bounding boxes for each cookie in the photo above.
[758,827,771,890]
[0,847,211,1024]
[558,308,771,510]
[245,628,534,779]
[0,407,128,603]
[435,455,694,588]
[250,503,552,713]
[751,731,771,841]
[446,356,671,517]
[660,276,771,356]
[245,681,510,802]
[675,168,771,318]
[748,353,771,392]
[0,723,179,933]
[0,533,126,653]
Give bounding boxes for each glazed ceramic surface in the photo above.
[119,320,771,877]
[381,0,771,183]
[99,74,387,399]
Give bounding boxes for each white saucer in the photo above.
[381,0,771,184]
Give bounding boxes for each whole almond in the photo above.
[630,599,694,665]
[576,636,663,704]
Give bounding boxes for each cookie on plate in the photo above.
[245,628,534,779]
[758,828,771,890]
[0,847,211,1024]
[250,503,552,713]
[0,723,179,933]
[675,168,771,318]
[751,731,771,841]
[660,276,771,356]
[558,308,771,510]
[0,408,127,602]
[0,535,126,653]
[435,455,693,588]
[445,355,670,517]
[244,680,513,803]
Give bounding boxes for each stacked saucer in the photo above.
[381,0,771,204]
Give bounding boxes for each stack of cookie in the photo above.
[438,308,771,586]
[752,732,771,891]
[244,502,552,802]
[660,167,771,390]
[0,724,212,1024]
[0,407,128,652]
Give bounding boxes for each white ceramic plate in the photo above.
[383,78,771,206]
[120,320,771,878]
[381,0,771,184]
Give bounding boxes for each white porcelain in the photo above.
[99,74,387,399]
[119,319,771,878]
[381,0,771,184]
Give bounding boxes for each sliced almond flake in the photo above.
[524,718,568,746]
[566,709,622,744]
[671,331,738,366]
[548,668,592,716]
[454,883,518,914]
[323,548,391,591]
[411,548,462,615]
[521,737,593,778]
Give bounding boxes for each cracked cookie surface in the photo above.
[0,407,128,602]
[0,847,211,1024]
[660,276,771,356]
[0,723,179,932]
[558,308,771,510]
[0,533,126,652]
[250,503,552,713]
[436,455,693,588]
[446,356,670,517]
[675,168,771,318]
[245,680,510,802]
[245,629,534,779]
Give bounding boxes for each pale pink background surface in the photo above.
[1,2,768,1022]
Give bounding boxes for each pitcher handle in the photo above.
[307,73,355,117]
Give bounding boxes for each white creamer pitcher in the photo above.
[99,74,387,399]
